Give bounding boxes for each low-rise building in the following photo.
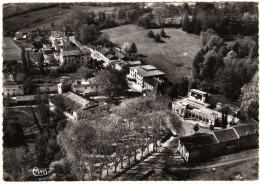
[172,89,238,126]
[177,123,258,163]
[3,84,24,96]
[36,83,58,94]
[50,92,97,121]
[71,77,105,96]
[43,49,55,64]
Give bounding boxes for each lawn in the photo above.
[102,24,202,83]
[4,5,114,33]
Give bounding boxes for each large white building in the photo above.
[127,65,165,92]
[172,89,239,126]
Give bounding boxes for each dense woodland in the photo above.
[3,2,259,181]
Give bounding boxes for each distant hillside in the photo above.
[3,3,59,19]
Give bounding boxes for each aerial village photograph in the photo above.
[1,1,259,181]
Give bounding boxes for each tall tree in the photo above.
[182,13,190,32]
[38,50,44,74]
[129,42,138,54]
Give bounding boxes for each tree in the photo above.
[35,94,51,136]
[85,11,96,25]
[38,50,44,74]
[240,72,259,121]
[128,42,138,54]
[221,107,228,129]
[249,43,258,59]
[192,49,205,79]
[98,11,106,22]
[193,123,199,134]
[96,67,128,99]
[23,77,35,94]
[154,34,161,43]
[182,13,190,32]
[76,66,93,79]
[147,30,155,38]
[3,147,34,181]
[57,122,97,180]
[34,133,50,167]
[137,13,153,28]
[178,77,189,97]
[160,29,166,38]
[80,24,99,44]
[200,50,224,80]
[154,8,166,27]
[3,120,25,147]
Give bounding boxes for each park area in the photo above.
[3,4,113,33]
[102,24,202,83]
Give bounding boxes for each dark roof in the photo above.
[131,65,165,77]
[106,54,118,60]
[233,123,258,137]
[99,47,110,55]
[144,77,159,86]
[115,51,127,59]
[213,129,239,142]
[179,133,219,152]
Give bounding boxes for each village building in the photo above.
[127,65,165,92]
[49,37,71,51]
[177,123,258,163]
[113,60,142,71]
[60,48,91,65]
[51,29,65,38]
[71,77,105,96]
[7,95,37,106]
[50,92,97,121]
[36,83,58,94]
[3,84,24,96]
[14,31,27,40]
[43,49,55,64]
[172,89,238,126]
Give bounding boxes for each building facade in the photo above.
[172,89,238,126]
[127,65,165,92]
[3,84,24,96]
[60,49,90,65]
[177,123,258,163]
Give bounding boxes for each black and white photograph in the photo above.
[1,0,259,181]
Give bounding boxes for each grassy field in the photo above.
[102,25,202,82]
[4,5,114,33]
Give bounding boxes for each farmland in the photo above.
[102,25,202,82]
[3,37,22,63]
[3,5,114,33]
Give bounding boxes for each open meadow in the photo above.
[102,25,202,82]
[4,5,114,33]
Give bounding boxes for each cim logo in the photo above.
[28,167,52,177]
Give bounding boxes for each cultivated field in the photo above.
[3,5,114,33]
[102,25,202,82]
